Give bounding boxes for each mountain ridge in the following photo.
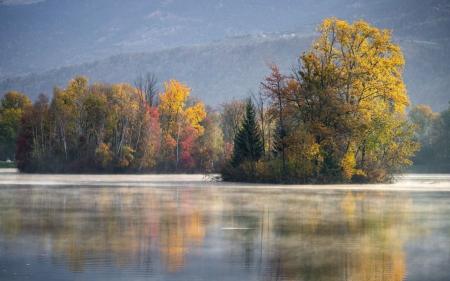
[1,0,449,78]
[1,32,449,110]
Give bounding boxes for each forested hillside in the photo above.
[1,34,449,109]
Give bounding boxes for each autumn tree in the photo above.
[193,109,224,172]
[50,77,88,161]
[0,91,31,160]
[16,94,52,171]
[261,65,289,172]
[286,18,418,182]
[158,80,206,170]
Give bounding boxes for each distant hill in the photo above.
[1,33,449,109]
[1,0,449,78]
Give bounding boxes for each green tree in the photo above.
[231,99,263,167]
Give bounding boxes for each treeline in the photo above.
[10,77,224,173]
[408,104,450,172]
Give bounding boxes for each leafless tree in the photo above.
[134,72,158,107]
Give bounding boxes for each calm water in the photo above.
[0,170,449,281]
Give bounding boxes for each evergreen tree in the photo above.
[231,99,263,167]
[272,120,287,161]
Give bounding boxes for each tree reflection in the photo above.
[262,191,413,281]
[0,187,426,280]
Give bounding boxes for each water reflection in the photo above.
[0,185,449,281]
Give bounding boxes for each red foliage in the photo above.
[180,126,198,169]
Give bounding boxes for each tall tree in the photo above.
[251,90,271,158]
[231,99,263,167]
[261,65,289,172]
[194,110,224,172]
[290,18,416,182]
[158,80,206,170]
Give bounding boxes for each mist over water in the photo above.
[0,171,450,280]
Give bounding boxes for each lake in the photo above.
[0,169,449,281]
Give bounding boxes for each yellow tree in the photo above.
[107,83,146,168]
[158,80,206,169]
[290,18,417,182]
[312,18,408,112]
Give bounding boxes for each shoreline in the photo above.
[0,169,450,192]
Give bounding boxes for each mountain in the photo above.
[0,0,449,109]
[0,34,312,105]
[1,33,449,110]
[1,0,449,78]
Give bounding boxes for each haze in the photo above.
[1,0,449,108]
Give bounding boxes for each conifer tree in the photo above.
[272,120,287,158]
[231,99,263,167]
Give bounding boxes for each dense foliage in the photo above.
[223,18,420,183]
[0,92,31,161]
[14,77,223,173]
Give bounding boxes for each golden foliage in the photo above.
[185,102,207,135]
[159,79,206,134]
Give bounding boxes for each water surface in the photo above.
[0,170,449,281]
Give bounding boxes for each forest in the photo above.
[0,18,449,182]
